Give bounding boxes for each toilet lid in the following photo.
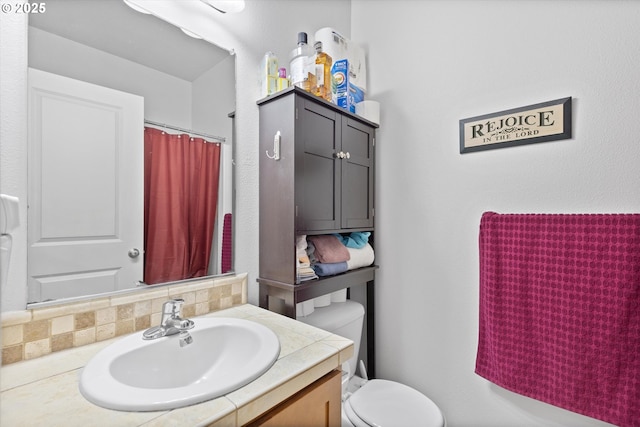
[347,379,444,427]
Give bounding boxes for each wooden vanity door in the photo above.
[246,370,341,427]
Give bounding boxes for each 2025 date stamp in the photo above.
[1,2,46,13]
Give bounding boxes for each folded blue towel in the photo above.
[333,231,371,249]
[312,261,349,277]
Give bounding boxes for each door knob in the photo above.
[128,248,140,258]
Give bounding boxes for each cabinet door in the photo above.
[246,370,341,427]
[296,99,341,231]
[341,118,375,229]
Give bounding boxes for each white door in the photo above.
[28,68,143,302]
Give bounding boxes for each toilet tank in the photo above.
[297,300,364,378]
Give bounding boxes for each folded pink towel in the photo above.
[476,212,640,427]
[308,235,350,264]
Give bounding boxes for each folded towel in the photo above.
[297,268,318,282]
[306,240,317,263]
[333,231,371,249]
[312,261,348,277]
[308,235,350,263]
[296,235,318,281]
[297,260,318,282]
[298,254,311,265]
[476,212,640,427]
[346,243,375,270]
[297,236,312,264]
[296,235,308,258]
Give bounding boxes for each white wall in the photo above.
[352,1,639,426]
[28,27,193,127]
[192,55,235,139]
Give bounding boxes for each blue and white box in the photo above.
[331,59,365,113]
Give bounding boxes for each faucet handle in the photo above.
[163,298,185,317]
[145,298,193,340]
[170,298,185,306]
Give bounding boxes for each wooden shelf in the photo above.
[258,265,377,303]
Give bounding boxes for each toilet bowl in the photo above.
[298,300,446,427]
[344,379,444,427]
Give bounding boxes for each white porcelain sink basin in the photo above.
[79,317,280,411]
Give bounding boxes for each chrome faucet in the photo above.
[142,298,195,343]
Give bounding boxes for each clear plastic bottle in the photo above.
[313,41,332,102]
[260,51,278,97]
[289,32,315,92]
[277,67,290,92]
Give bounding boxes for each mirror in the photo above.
[25,0,235,306]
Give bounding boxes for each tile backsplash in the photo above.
[1,274,247,365]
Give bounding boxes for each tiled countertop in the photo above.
[0,304,353,427]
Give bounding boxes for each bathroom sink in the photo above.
[79,317,280,411]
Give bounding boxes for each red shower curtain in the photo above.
[143,127,221,285]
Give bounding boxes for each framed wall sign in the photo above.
[459,97,572,154]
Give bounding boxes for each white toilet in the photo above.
[298,300,446,427]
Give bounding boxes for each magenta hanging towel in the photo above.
[221,213,233,274]
[476,212,640,427]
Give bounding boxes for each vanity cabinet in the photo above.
[257,87,378,376]
[244,370,341,427]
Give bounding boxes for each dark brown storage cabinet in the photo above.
[257,87,377,375]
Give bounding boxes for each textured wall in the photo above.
[0,12,28,311]
[352,1,640,426]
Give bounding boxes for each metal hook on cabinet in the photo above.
[266,131,281,160]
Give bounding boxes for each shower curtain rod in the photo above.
[144,119,226,143]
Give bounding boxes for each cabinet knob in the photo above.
[334,151,350,159]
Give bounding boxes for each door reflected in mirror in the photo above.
[26,0,235,306]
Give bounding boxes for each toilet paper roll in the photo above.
[355,100,380,125]
[313,294,332,307]
[296,299,315,317]
[330,289,347,303]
